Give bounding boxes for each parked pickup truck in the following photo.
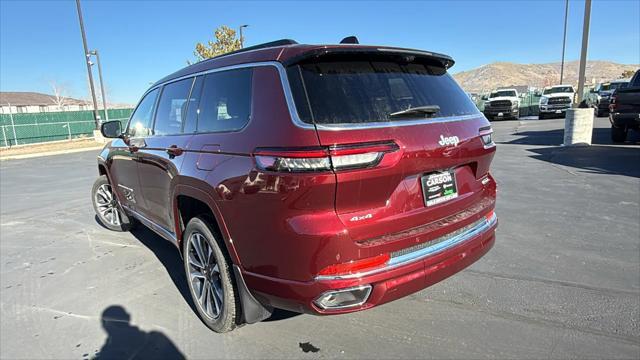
[483,89,519,120]
[609,70,640,142]
[538,85,575,119]
[588,79,630,117]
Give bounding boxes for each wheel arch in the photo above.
[172,184,242,266]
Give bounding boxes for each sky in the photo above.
[1,0,639,104]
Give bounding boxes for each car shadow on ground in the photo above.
[94,305,185,360]
[500,127,640,178]
[124,224,302,324]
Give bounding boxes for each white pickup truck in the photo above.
[482,89,520,120]
[538,85,575,119]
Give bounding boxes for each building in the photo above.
[0,92,93,114]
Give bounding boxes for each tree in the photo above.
[193,26,242,62]
[49,81,69,108]
[620,69,635,79]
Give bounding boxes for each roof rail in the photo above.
[214,39,298,58]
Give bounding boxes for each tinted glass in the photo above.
[610,82,628,91]
[128,88,159,137]
[197,69,252,132]
[154,78,194,136]
[183,76,203,134]
[490,90,516,97]
[289,60,478,124]
[631,71,640,87]
[543,86,574,94]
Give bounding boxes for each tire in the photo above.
[183,216,240,333]
[538,113,546,120]
[513,111,520,120]
[611,125,627,143]
[92,175,133,231]
[485,114,493,121]
[596,109,606,118]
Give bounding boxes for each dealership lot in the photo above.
[1,116,638,359]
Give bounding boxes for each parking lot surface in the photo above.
[1,116,639,359]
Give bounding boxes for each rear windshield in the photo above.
[610,82,628,90]
[287,59,478,125]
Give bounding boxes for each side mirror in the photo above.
[101,120,123,138]
[481,95,488,101]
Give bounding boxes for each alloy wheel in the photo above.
[94,184,121,226]
[187,232,224,319]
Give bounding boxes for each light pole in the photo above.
[576,0,592,104]
[560,0,569,85]
[75,0,100,129]
[239,25,248,48]
[90,50,109,121]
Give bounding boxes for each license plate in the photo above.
[498,112,504,116]
[555,110,562,114]
[422,170,458,207]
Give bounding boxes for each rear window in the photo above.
[287,60,478,125]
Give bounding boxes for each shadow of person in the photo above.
[94,305,185,360]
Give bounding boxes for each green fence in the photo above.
[0,108,133,147]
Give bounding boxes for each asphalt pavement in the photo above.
[1,116,639,359]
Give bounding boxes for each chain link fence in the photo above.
[0,108,133,147]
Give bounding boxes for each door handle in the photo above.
[166,145,184,159]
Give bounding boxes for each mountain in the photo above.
[452,60,638,92]
[0,91,90,106]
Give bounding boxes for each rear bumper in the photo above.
[610,113,640,128]
[242,213,497,315]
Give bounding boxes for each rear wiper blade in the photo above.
[389,105,441,119]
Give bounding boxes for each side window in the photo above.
[128,88,159,137]
[154,78,194,136]
[197,68,252,133]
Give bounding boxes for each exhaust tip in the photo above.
[314,285,372,310]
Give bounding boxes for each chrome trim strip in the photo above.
[313,285,373,310]
[315,213,497,281]
[123,205,177,244]
[313,114,482,131]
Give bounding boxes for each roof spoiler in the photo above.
[282,47,455,69]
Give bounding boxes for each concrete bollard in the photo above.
[563,108,594,146]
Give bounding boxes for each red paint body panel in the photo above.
[101,43,498,317]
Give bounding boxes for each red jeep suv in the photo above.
[92,39,498,333]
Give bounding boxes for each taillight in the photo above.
[609,95,617,112]
[317,253,390,277]
[479,126,494,147]
[254,141,399,173]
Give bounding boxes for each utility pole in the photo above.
[576,0,592,104]
[239,25,248,48]
[560,0,569,84]
[90,50,109,121]
[75,0,100,129]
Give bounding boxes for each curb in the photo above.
[0,146,104,161]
